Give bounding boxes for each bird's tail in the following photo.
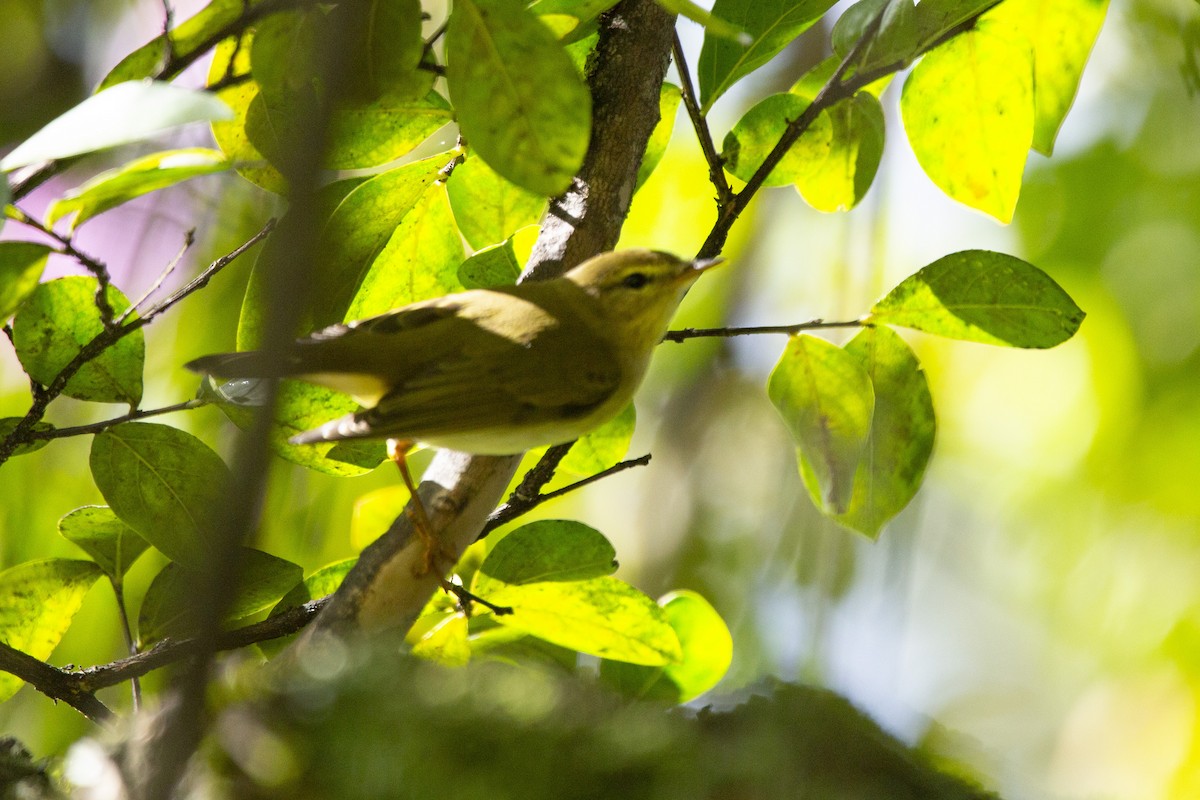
[184,350,298,378]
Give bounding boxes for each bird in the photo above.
[186,248,723,571]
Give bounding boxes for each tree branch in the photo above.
[0,642,112,724]
[671,30,731,204]
[662,318,867,342]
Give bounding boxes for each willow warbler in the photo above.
[186,249,721,452]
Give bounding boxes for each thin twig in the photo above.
[125,229,197,320]
[26,399,208,442]
[482,453,653,537]
[671,30,731,203]
[663,318,867,342]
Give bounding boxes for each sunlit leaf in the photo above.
[790,68,885,212]
[208,33,286,193]
[58,506,149,582]
[351,486,411,550]
[344,183,465,320]
[100,0,252,88]
[989,0,1109,155]
[477,576,682,666]
[721,93,832,186]
[900,19,1033,222]
[446,0,590,195]
[635,83,682,191]
[600,590,732,702]
[868,250,1085,347]
[697,0,839,112]
[215,382,386,477]
[410,614,472,666]
[457,240,522,289]
[238,157,445,348]
[12,277,144,405]
[0,560,103,702]
[833,327,935,537]
[477,520,617,585]
[554,403,635,480]
[768,334,875,514]
[0,241,51,319]
[45,148,229,231]
[139,549,303,644]
[90,422,229,567]
[0,82,232,172]
[447,155,547,250]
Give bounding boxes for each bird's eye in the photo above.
[622,272,650,289]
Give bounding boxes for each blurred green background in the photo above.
[3,0,1200,797]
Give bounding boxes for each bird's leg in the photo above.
[386,439,455,577]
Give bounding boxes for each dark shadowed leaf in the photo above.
[58,505,149,582]
[90,422,229,566]
[478,520,618,585]
[698,0,839,112]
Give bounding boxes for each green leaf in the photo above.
[990,0,1109,155]
[477,520,617,585]
[246,8,448,170]
[272,559,357,615]
[900,19,1033,222]
[789,65,885,212]
[911,0,1001,49]
[0,419,55,456]
[697,0,839,112]
[478,576,682,666]
[58,506,149,582]
[635,83,682,191]
[0,559,102,703]
[100,0,251,88]
[208,34,287,194]
[446,154,547,250]
[45,148,229,231]
[654,0,749,42]
[831,0,919,70]
[446,0,591,196]
[0,242,51,319]
[0,81,232,172]
[457,240,522,289]
[833,327,935,537]
[600,590,732,702]
[868,250,1086,347]
[238,157,445,348]
[11,277,144,405]
[768,334,875,515]
[139,549,303,645]
[722,93,832,187]
[344,182,465,320]
[555,403,635,479]
[410,614,472,666]
[350,486,411,549]
[214,381,386,477]
[89,422,230,567]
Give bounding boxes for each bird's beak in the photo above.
[690,256,724,274]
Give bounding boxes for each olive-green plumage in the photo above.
[186,249,721,453]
